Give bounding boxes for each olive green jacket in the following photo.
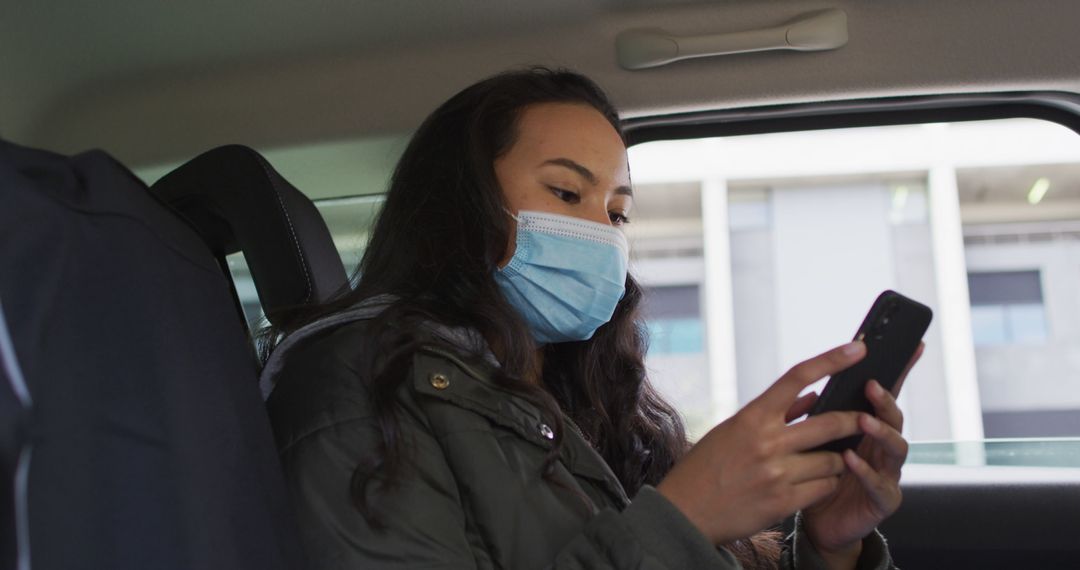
[264,313,895,570]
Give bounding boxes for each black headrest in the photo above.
[151,145,348,323]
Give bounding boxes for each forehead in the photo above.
[510,103,628,176]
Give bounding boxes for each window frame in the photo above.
[624,91,1080,146]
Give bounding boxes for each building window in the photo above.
[643,285,705,355]
[967,270,1048,345]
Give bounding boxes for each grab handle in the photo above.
[616,8,848,70]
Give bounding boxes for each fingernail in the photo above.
[870,380,885,397]
[842,341,864,356]
[863,415,880,431]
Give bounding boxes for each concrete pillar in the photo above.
[928,163,987,455]
[701,177,740,422]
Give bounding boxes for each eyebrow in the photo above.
[541,158,634,197]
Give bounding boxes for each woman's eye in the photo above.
[609,211,631,226]
[547,186,580,203]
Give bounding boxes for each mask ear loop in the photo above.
[497,208,522,271]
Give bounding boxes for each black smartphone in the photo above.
[807,290,932,452]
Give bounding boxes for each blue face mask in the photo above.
[494,210,629,344]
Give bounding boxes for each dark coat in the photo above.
[0,140,303,570]
[266,314,894,569]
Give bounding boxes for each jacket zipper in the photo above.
[561,413,588,442]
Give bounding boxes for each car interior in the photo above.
[3,1,1080,569]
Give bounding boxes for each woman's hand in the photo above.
[656,341,874,546]
[800,344,923,562]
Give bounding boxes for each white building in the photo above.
[628,118,1080,442]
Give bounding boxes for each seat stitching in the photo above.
[254,154,314,302]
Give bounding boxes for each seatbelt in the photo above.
[258,294,498,399]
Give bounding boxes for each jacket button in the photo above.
[430,373,450,390]
[539,423,555,440]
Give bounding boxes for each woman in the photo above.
[263,68,919,569]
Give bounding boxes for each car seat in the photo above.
[0,140,318,570]
[150,145,347,329]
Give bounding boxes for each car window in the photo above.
[626,117,1080,445]
[167,118,1080,451]
[904,438,1080,486]
[908,438,1080,468]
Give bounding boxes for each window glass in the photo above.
[967,270,1048,345]
[643,285,704,354]
[1008,304,1050,343]
[969,305,1009,345]
[627,183,711,437]
[908,439,1080,476]
[968,270,1043,304]
[627,118,1080,443]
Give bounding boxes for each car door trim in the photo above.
[624,91,1080,146]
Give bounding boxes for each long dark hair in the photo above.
[265,67,779,567]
